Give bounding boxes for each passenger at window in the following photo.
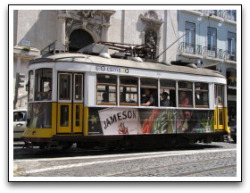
[102,92,109,102]
[141,89,154,106]
[46,81,52,100]
[179,91,189,106]
[160,92,170,106]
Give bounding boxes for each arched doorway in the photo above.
[69,29,94,52]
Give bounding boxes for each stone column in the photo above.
[56,10,66,52]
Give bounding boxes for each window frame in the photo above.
[160,79,176,107]
[178,81,193,108]
[227,31,236,56]
[28,70,34,101]
[119,76,138,106]
[207,27,217,51]
[140,78,158,107]
[58,73,72,101]
[34,68,53,101]
[96,74,117,106]
[195,82,209,108]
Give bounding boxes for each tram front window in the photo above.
[35,68,52,101]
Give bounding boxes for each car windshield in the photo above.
[14,111,27,122]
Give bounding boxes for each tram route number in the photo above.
[96,66,129,74]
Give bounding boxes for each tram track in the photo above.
[102,154,236,177]
[13,144,236,177]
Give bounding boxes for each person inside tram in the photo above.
[141,89,154,106]
[46,81,52,100]
[160,92,170,106]
[102,92,109,102]
[179,91,189,106]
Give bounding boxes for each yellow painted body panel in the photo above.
[57,103,72,133]
[214,107,229,133]
[73,103,83,133]
[84,107,89,136]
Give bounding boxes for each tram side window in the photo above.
[28,70,34,101]
[195,83,209,108]
[120,76,138,106]
[141,78,158,106]
[160,80,176,107]
[97,74,117,105]
[35,69,52,101]
[215,84,224,107]
[178,81,193,107]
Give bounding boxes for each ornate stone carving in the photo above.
[64,10,115,42]
[140,11,163,60]
[140,10,163,31]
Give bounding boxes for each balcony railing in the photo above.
[178,42,202,56]
[203,46,223,60]
[195,10,236,22]
[178,43,236,63]
[224,50,237,61]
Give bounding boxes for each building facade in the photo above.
[12,9,237,125]
[177,10,237,125]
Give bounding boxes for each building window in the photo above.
[226,10,236,21]
[227,32,236,60]
[120,76,138,106]
[96,74,117,105]
[207,27,217,50]
[207,27,217,58]
[185,21,196,54]
[195,83,209,108]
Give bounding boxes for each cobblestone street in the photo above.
[13,142,238,179]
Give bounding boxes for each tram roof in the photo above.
[31,53,225,78]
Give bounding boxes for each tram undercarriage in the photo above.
[22,132,226,150]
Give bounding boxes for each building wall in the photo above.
[15,10,57,50]
[177,10,237,74]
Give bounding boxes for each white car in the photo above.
[13,109,27,140]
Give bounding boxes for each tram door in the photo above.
[214,85,225,130]
[57,73,84,134]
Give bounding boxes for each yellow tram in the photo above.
[22,45,229,149]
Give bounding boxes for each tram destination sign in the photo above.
[96,65,129,74]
